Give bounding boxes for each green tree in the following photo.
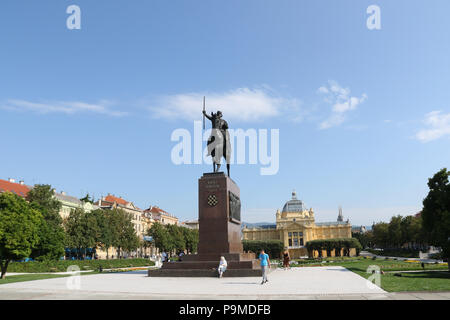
[109,209,138,258]
[121,224,140,256]
[80,193,94,204]
[361,230,374,248]
[26,185,62,223]
[351,238,363,256]
[91,209,114,259]
[148,222,171,253]
[352,232,370,249]
[400,215,414,246]
[30,219,66,261]
[64,208,99,259]
[388,215,403,248]
[305,240,322,258]
[324,240,334,257]
[0,192,42,278]
[167,224,185,254]
[372,222,389,248]
[242,240,284,259]
[421,168,450,270]
[26,185,65,261]
[410,215,426,247]
[332,239,342,257]
[343,239,352,257]
[181,227,199,254]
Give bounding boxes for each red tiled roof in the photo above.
[144,206,170,215]
[104,195,129,206]
[0,179,31,199]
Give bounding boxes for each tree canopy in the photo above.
[0,192,42,278]
[64,208,99,259]
[370,214,426,250]
[109,209,139,258]
[421,168,450,266]
[147,223,199,255]
[26,184,65,261]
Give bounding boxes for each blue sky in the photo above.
[1,0,449,225]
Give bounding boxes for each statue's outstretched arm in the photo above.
[203,111,212,121]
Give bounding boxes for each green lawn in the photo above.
[292,257,450,292]
[0,270,107,285]
[6,258,154,273]
[0,266,152,285]
[356,271,450,292]
[293,257,448,271]
[0,273,70,285]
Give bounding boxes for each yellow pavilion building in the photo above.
[242,191,353,258]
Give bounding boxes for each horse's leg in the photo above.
[227,164,230,177]
[213,162,216,172]
[216,163,221,172]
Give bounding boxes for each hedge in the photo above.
[242,240,284,259]
[305,238,362,257]
[7,258,154,273]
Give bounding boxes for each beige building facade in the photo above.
[144,206,179,226]
[54,191,99,219]
[242,191,353,258]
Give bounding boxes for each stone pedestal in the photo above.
[148,172,261,277]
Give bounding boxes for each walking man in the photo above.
[259,249,271,285]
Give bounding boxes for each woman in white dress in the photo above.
[218,256,227,278]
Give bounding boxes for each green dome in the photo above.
[282,191,306,213]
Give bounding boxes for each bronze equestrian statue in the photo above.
[202,109,231,177]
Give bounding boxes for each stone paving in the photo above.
[0,266,449,300]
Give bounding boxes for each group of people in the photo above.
[216,249,273,285]
[158,251,185,263]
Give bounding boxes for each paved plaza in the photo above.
[1,266,449,300]
[0,266,436,300]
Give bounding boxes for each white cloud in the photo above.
[1,99,127,117]
[319,113,346,129]
[317,86,329,94]
[148,87,300,122]
[416,111,450,142]
[318,81,367,130]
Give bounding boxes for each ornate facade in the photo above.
[242,191,353,258]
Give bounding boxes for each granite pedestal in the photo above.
[148,172,261,277]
